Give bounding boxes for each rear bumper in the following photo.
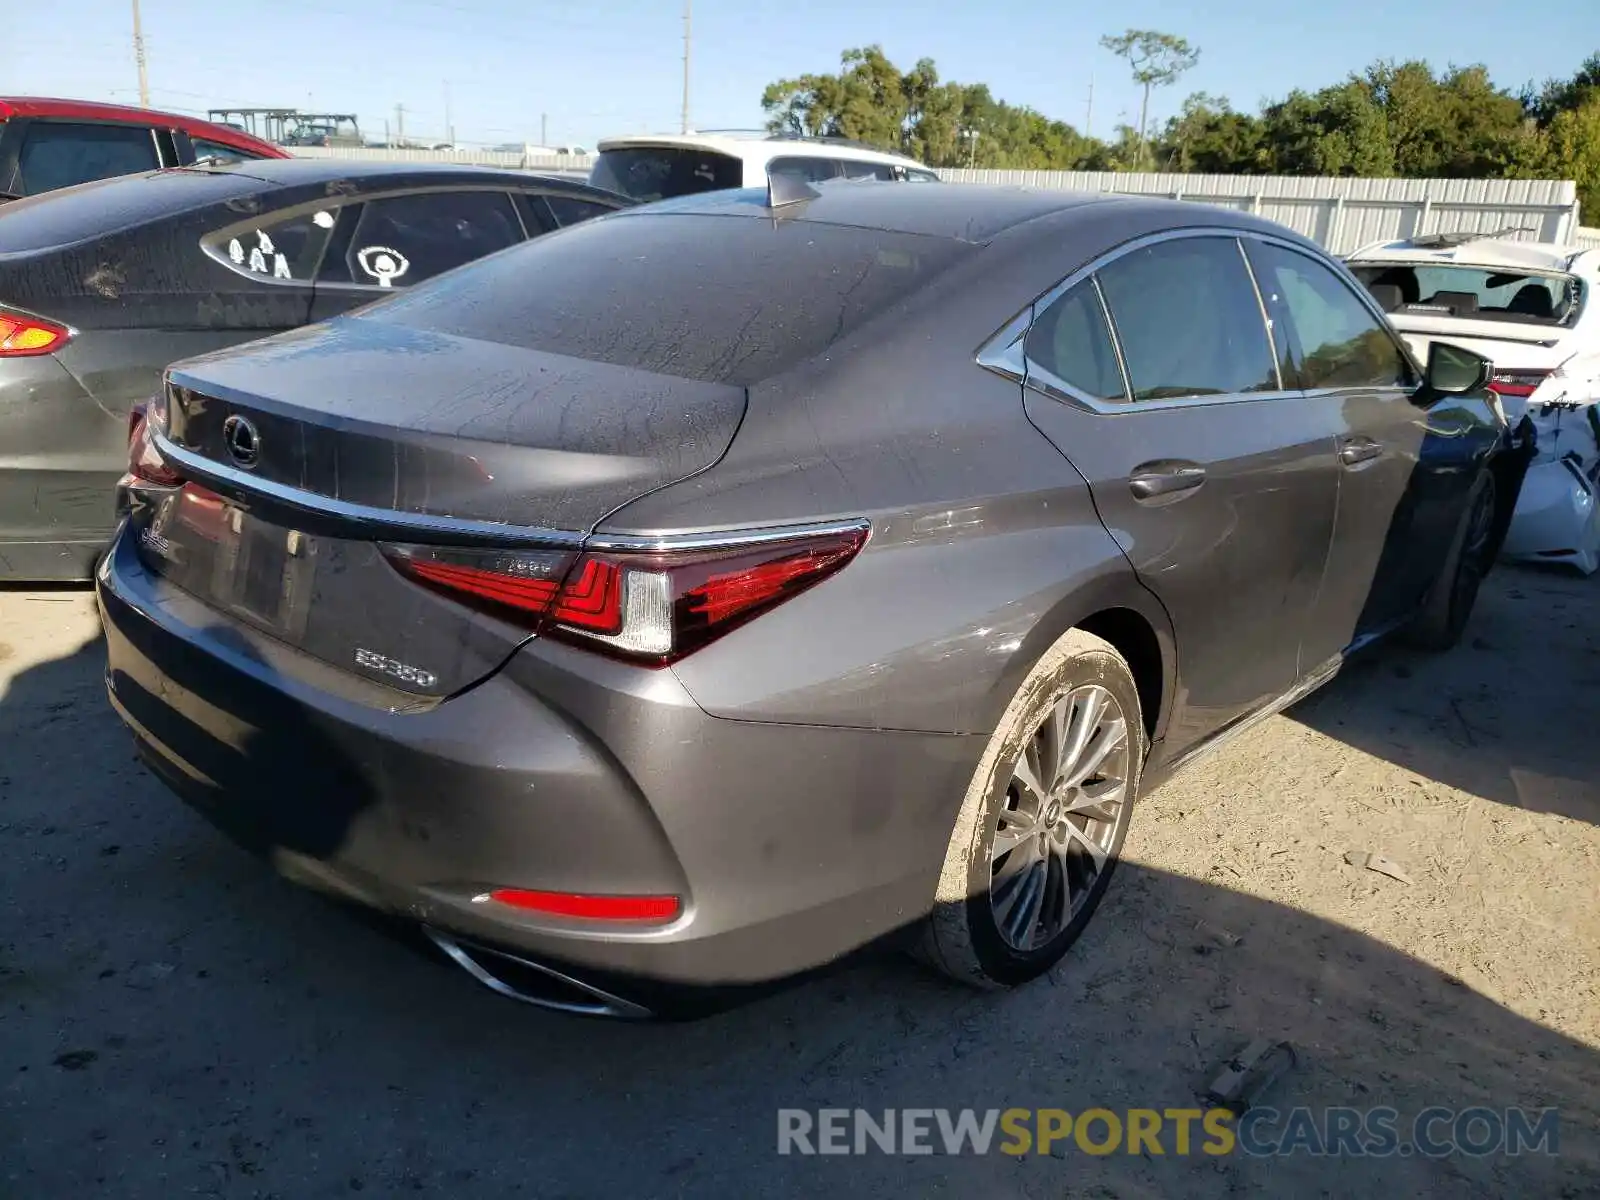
[97,531,979,1007]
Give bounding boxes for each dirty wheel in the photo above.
[1408,470,1497,651]
[922,628,1144,989]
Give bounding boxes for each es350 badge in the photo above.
[354,647,438,690]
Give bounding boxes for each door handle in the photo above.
[1128,462,1207,502]
[1339,438,1384,466]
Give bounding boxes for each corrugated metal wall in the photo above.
[933,171,1580,251]
[287,148,1580,252]
[1577,226,1600,251]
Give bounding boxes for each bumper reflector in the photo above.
[477,888,681,923]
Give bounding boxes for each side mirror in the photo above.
[1423,341,1492,396]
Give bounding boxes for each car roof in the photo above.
[158,156,612,189]
[595,132,931,170]
[608,182,1267,245]
[1347,236,1598,277]
[0,96,285,158]
[0,162,624,256]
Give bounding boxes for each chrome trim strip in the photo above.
[974,309,1030,383]
[977,224,1373,415]
[157,431,871,553]
[1091,276,1135,402]
[423,926,652,1020]
[587,517,872,552]
[1235,236,1286,392]
[153,432,587,546]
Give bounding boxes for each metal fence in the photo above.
[286,147,1581,253]
[935,171,1580,252]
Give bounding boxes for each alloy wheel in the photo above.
[989,684,1131,951]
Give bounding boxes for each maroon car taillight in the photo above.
[124,402,184,487]
[383,524,869,666]
[1488,369,1550,398]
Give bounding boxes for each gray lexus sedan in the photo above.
[97,182,1530,1017]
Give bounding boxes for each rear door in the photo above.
[1245,239,1476,654]
[1014,231,1342,751]
[310,188,527,321]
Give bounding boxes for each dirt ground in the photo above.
[1,566,1597,1198]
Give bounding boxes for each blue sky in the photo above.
[10,0,1597,148]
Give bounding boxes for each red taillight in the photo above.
[0,310,70,357]
[124,404,184,487]
[480,889,681,923]
[1489,369,1549,398]
[383,524,868,666]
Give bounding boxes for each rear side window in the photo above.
[1249,243,1414,390]
[1025,282,1127,401]
[543,194,616,227]
[191,136,265,164]
[339,191,523,288]
[18,122,161,195]
[590,147,743,201]
[210,205,339,283]
[1097,237,1280,400]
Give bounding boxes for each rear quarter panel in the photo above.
[602,213,1183,738]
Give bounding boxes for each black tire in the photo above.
[1407,470,1497,652]
[922,628,1145,989]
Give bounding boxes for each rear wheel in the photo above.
[923,629,1144,989]
[1408,470,1497,651]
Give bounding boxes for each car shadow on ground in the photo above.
[1,633,1597,1198]
[1287,565,1599,826]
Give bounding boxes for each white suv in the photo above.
[588,132,939,203]
[1347,233,1600,574]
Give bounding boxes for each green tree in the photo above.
[1544,95,1600,220]
[761,46,1100,169]
[1156,94,1266,173]
[1098,29,1200,167]
[1528,52,1600,123]
[1259,83,1393,175]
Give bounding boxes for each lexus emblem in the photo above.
[221,414,261,468]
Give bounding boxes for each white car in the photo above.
[588,132,940,203]
[1347,233,1600,574]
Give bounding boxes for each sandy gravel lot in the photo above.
[1,566,1596,1198]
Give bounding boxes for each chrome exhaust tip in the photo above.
[422,926,652,1020]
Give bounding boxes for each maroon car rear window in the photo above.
[364,213,972,386]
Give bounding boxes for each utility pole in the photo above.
[540,113,548,146]
[131,0,151,107]
[444,81,454,145]
[395,104,406,147]
[1085,74,1094,138]
[680,0,691,134]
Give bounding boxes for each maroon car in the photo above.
[0,97,286,198]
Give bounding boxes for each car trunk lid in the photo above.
[129,315,746,700]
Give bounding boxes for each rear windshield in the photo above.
[589,147,743,201]
[0,169,262,253]
[366,212,972,386]
[1352,262,1580,326]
